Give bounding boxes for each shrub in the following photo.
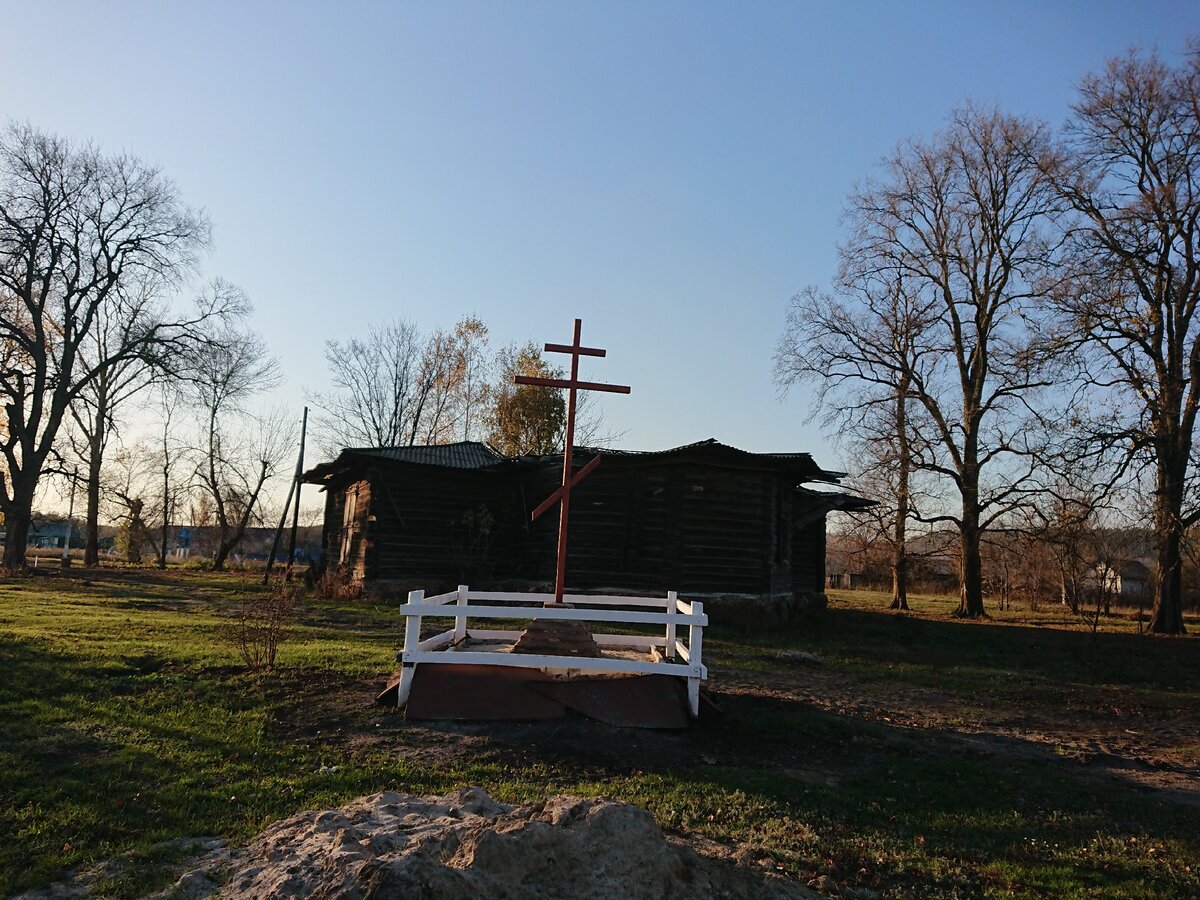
[227,581,302,671]
[314,569,362,602]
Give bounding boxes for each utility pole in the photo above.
[266,407,309,584]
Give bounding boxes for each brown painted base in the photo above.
[383,665,689,728]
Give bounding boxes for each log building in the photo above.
[302,439,871,624]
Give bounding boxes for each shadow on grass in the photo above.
[4,595,1200,899]
[0,634,433,896]
[388,684,1200,896]
[714,604,1200,697]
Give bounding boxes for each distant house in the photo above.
[826,571,866,589]
[1096,560,1152,599]
[302,439,872,624]
[147,524,323,562]
[824,532,960,592]
[26,520,81,550]
[912,552,959,589]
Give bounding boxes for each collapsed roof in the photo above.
[302,438,851,488]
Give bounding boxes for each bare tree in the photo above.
[1047,42,1200,633]
[1031,490,1099,614]
[775,279,935,610]
[311,316,497,455]
[309,319,426,455]
[151,384,188,568]
[410,326,466,445]
[841,434,949,609]
[103,439,158,563]
[185,313,286,569]
[0,123,209,567]
[840,106,1063,617]
[67,278,176,565]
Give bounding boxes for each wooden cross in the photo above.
[516,318,630,604]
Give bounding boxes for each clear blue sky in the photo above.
[2,2,1197,472]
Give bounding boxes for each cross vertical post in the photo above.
[556,318,582,604]
[516,318,630,604]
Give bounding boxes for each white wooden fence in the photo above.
[395,585,708,716]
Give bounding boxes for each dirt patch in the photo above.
[260,667,860,785]
[256,642,1200,814]
[713,660,1200,807]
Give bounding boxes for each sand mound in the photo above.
[153,787,816,899]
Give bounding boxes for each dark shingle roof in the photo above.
[304,438,846,486]
[347,442,502,469]
[302,441,502,484]
[555,438,845,483]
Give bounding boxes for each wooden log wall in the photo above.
[363,463,525,584]
[520,455,786,596]
[791,514,827,594]
[324,479,372,581]
[320,451,834,603]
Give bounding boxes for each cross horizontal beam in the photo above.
[514,374,632,394]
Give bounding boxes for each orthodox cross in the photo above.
[516,318,630,604]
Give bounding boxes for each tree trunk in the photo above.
[1149,450,1188,634]
[956,497,987,618]
[2,472,40,569]
[212,515,248,571]
[890,542,909,610]
[81,375,110,567]
[1150,519,1186,633]
[83,417,104,566]
[210,460,270,572]
[889,381,910,611]
[212,537,232,571]
[158,467,170,570]
[2,500,33,569]
[1060,567,1079,613]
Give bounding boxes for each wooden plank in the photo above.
[528,676,689,729]
[417,629,455,651]
[466,628,523,641]
[454,584,468,642]
[468,590,672,609]
[401,589,423,657]
[688,601,706,715]
[464,629,663,650]
[665,590,677,658]
[592,633,664,649]
[400,649,702,678]
[400,603,707,627]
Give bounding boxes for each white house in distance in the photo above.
[1095,560,1152,599]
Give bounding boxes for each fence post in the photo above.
[665,591,677,659]
[396,589,424,707]
[455,584,469,644]
[687,600,704,717]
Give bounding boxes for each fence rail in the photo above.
[395,585,707,716]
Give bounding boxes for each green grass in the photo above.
[1,572,1198,897]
